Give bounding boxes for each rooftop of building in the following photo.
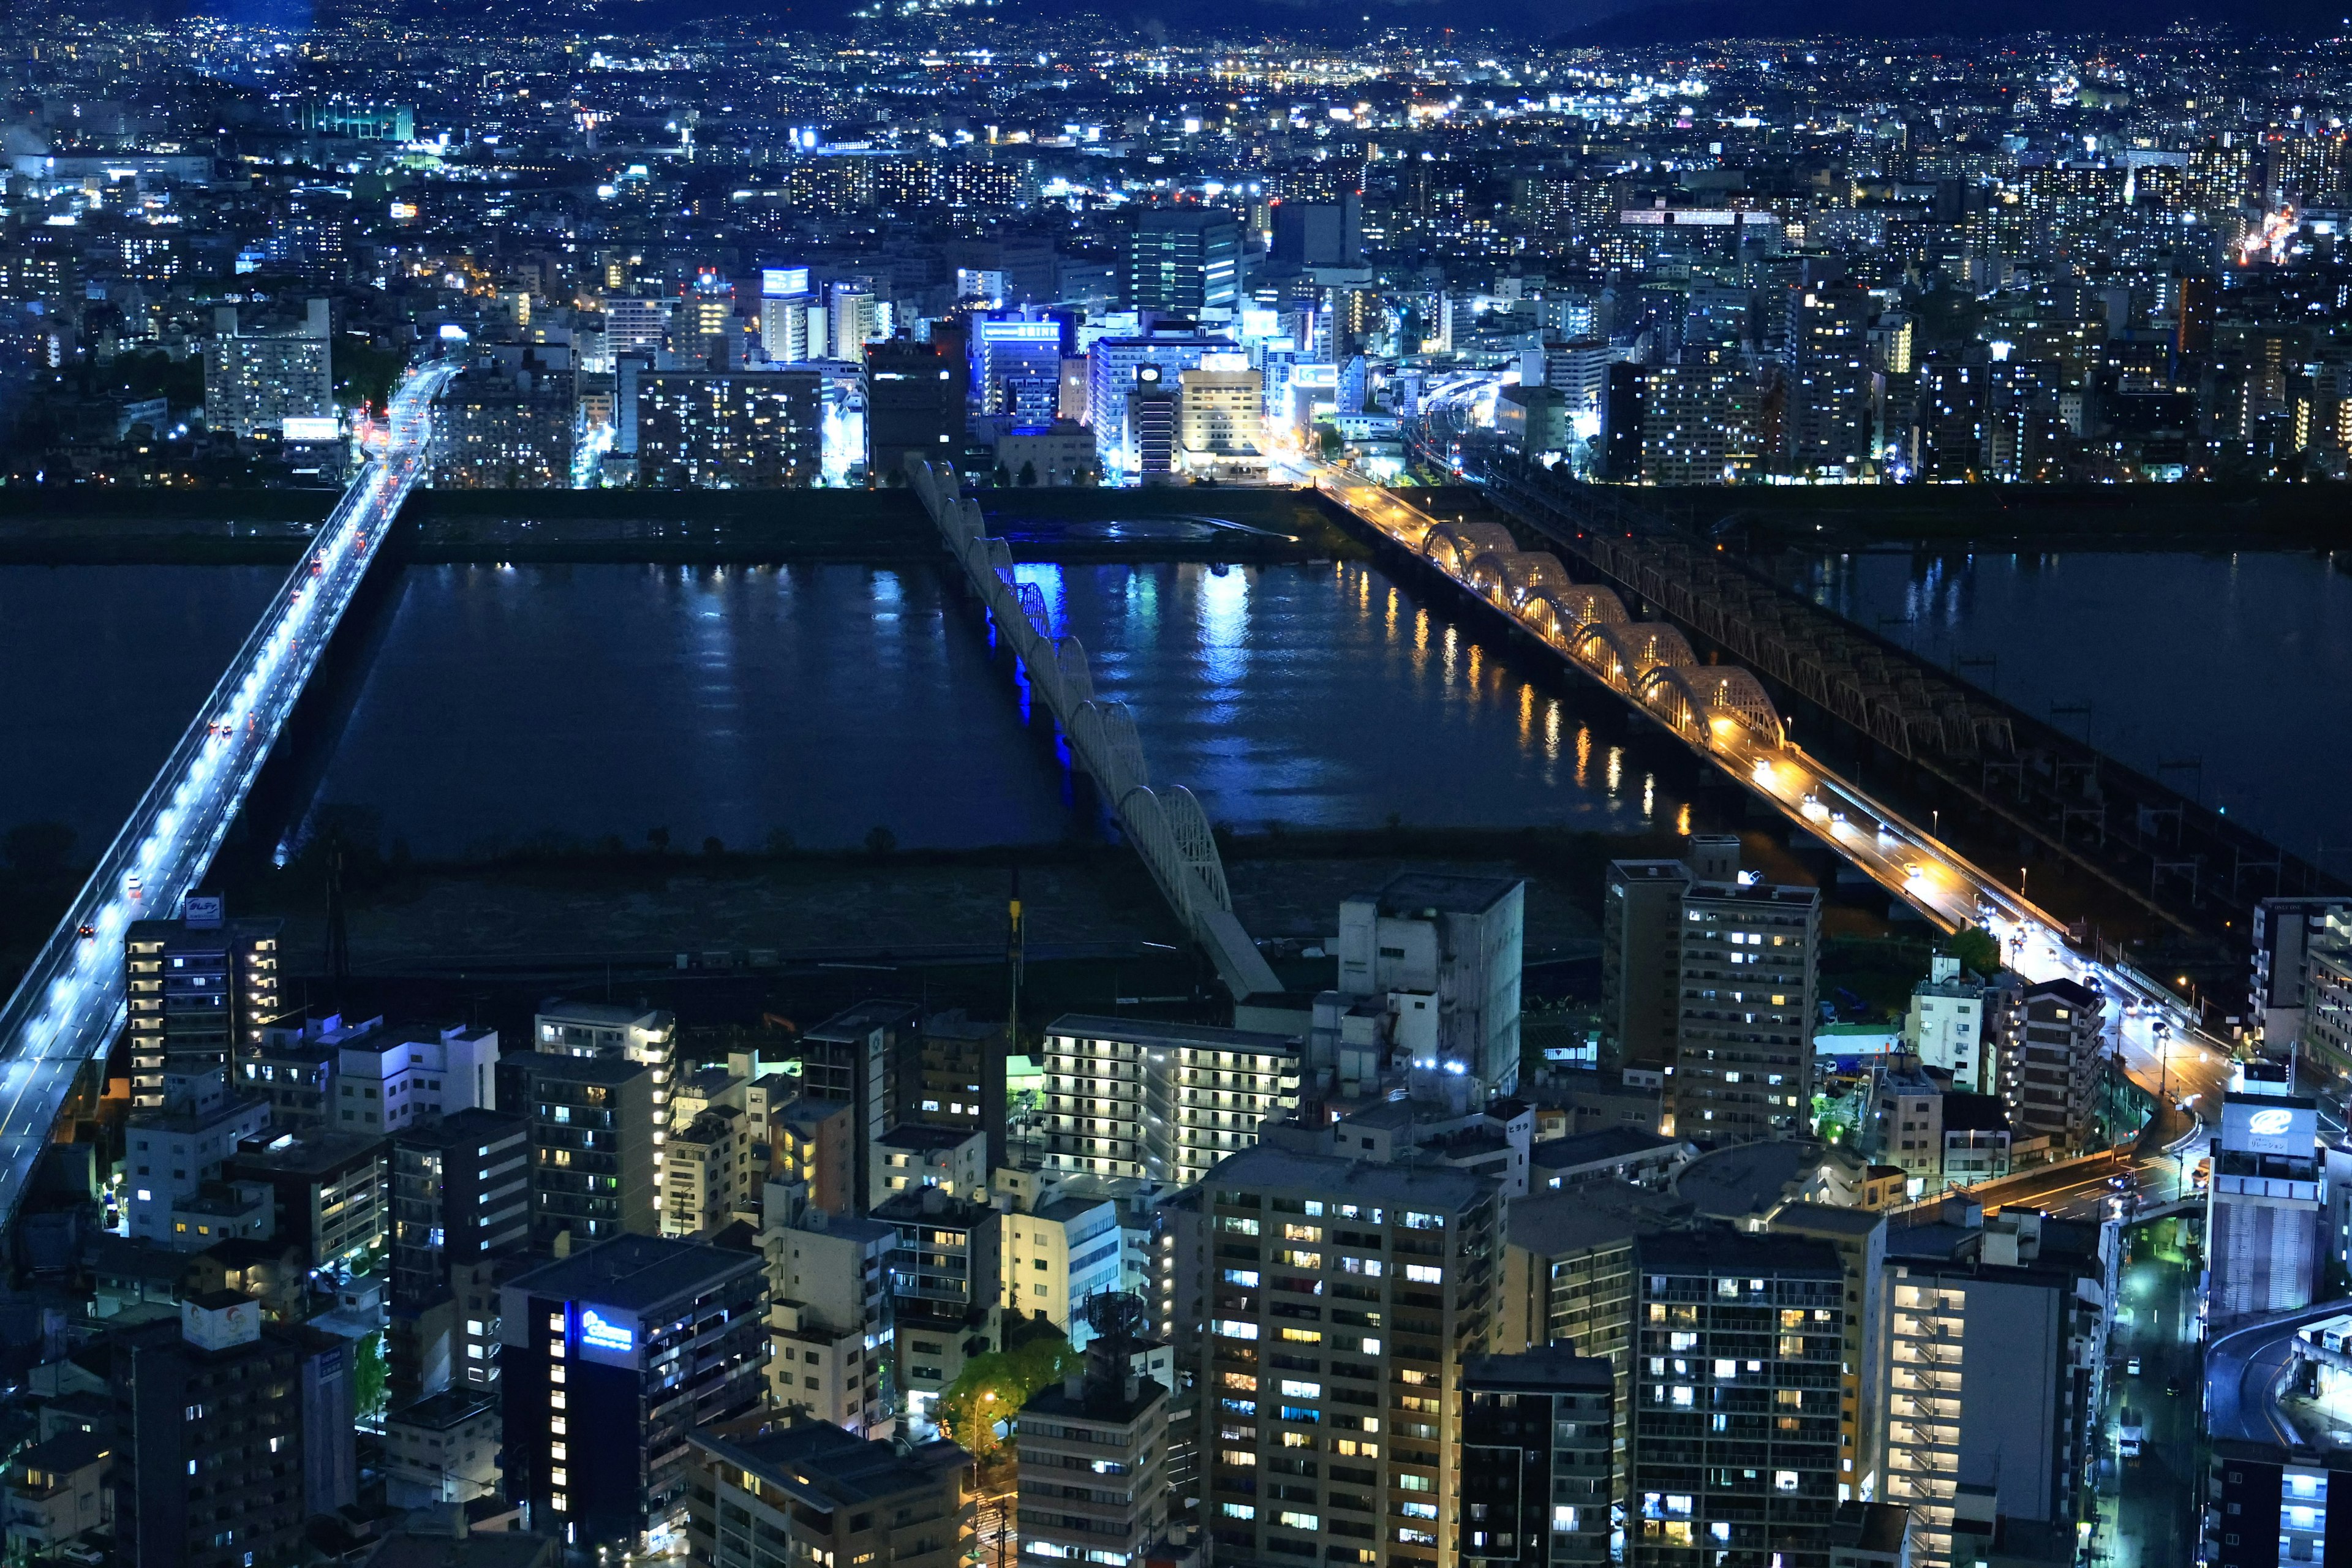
[1462,1344,1613,1393]
[385,1389,498,1433]
[1830,1500,1912,1555]
[1506,1182,1693,1257]
[1044,1014,1301,1053]
[394,1108,528,1152]
[1682,879,1820,908]
[1204,1142,1497,1212]
[922,1009,1002,1044]
[1767,1202,1887,1240]
[878,1122,984,1154]
[9,1428,113,1481]
[2025,976,2098,1007]
[1635,1225,1845,1281]
[1021,1370,1167,1425]
[227,1131,389,1178]
[1033,1193,1117,1225]
[676,1066,744,1098]
[1672,1139,1824,1222]
[692,1419,970,1509]
[802,1000,920,1043]
[508,1232,762,1313]
[533,998,668,1029]
[508,1053,649,1088]
[777,1210,898,1248]
[873,1188,995,1227]
[1353,871,1521,918]
[1531,1126,1691,1172]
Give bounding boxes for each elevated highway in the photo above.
[0,360,455,1235]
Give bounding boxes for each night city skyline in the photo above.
[0,4,2350,1568]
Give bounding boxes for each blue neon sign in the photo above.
[579,1307,634,1354]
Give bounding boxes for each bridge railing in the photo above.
[905,460,1275,998]
[0,363,453,1106]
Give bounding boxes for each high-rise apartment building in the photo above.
[878,1188,1001,1420]
[1125,208,1241,313]
[202,298,332,438]
[1196,1144,1502,1568]
[802,1000,921,1213]
[429,345,575,488]
[1038,1014,1302,1188]
[1641,361,1760,486]
[1602,860,1692,1070]
[1496,1185,1689,1509]
[124,901,284,1107]
[635,369,821,488]
[1879,1205,2116,1568]
[388,1108,530,1402]
[1628,1229,1847,1568]
[1015,1295,1170,1568]
[763,1205,898,1438]
[1336,872,1526,1091]
[499,1053,658,1248]
[1670,878,1821,1143]
[113,1292,358,1568]
[1461,1346,1616,1568]
[1993,979,2104,1154]
[1782,282,1877,476]
[499,1234,769,1552]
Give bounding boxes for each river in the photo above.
[1,557,1686,860]
[1798,547,2352,864]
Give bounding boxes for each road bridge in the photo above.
[1311,462,2236,1127]
[1446,441,2342,938]
[906,460,1280,1001]
[0,360,456,1237]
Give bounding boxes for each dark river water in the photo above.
[2,558,1687,859]
[1798,548,2352,863]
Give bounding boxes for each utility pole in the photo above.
[1006,864,1025,1055]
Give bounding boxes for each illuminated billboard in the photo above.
[281,417,342,443]
[575,1303,640,1365]
[2220,1097,2318,1156]
[762,266,810,298]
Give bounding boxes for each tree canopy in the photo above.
[934,1330,1085,1458]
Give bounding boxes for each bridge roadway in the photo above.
[0,360,456,1235]
[1310,464,2237,1133]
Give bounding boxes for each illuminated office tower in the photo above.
[971,314,1065,421]
[830,282,880,356]
[1125,208,1241,314]
[759,265,813,362]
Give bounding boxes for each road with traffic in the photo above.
[0,360,453,1234]
[1306,463,2241,1130]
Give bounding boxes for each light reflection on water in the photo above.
[0,558,1691,858]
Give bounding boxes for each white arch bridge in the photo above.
[907,460,1280,1000]
[1362,480,1792,756]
